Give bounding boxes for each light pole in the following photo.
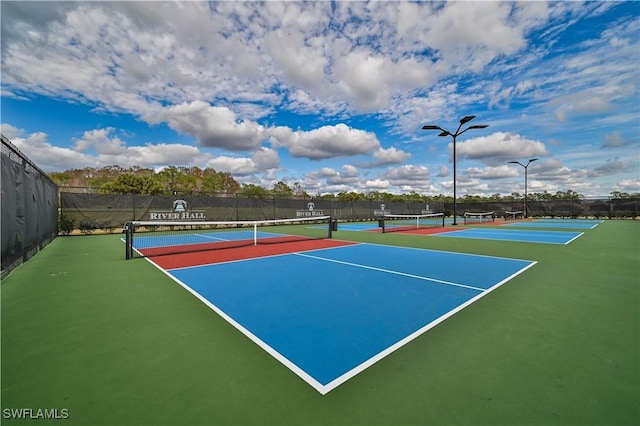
[508,158,538,218]
[423,115,488,225]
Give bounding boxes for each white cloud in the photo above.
[1,1,636,197]
[156,101,265,151]
[616,179,640,192]
[206,147,280,176]
[0,123,24,139]
[467,165,520,180]
[306,164,361,187]
[10,132,100,171]
[73,128,127,155]
[381,165,430,187]
[122,144,207,168]
[589,158,635,177]
[456,132,550,165]
[367,146,412,167]
[364,179,391,191]
[269,123,380,160]
[0,1,566,122]
[335,51,389,111]
[602,131,635,149]
[264,29,328,90]
[7,128,210,171]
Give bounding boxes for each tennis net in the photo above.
[124,216,334,259]
[463,212,496,225]
[504,211,524,221]
[380,213,445,233]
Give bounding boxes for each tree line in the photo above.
[49,165,637,201]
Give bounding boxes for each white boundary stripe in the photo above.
[166,242,364,271]
[320,260,538,393]
[436,228,583,245]
[330,240,538,263]
[295,252,486,292]
[467,229,579,239]
[142,256,327,394]
[564,232,584,245]
[139,242,537,395]
[532,219,603,229]
[194,233,231,242]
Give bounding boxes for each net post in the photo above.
[253,222,258,245]
[123,222,133,260]
[441,213,445,227]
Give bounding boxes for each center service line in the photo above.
[294,252,485,292]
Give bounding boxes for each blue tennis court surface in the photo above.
[332,222,379,231]
[504,219,602,229]
[434,227,583,244]
[162,243,535,394]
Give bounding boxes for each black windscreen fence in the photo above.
[1,135,59,278]
[60,192,449,232]
[59,190,638,234]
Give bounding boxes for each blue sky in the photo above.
[1,1,638,197]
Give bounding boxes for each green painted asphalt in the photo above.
[1,220,638,425]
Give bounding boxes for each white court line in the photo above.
[194,233,231,241]
[140,241,537,395]
[319,259,537,394]
[467,229,577,240]
[295,252,486,292]
[142,256,327,394]
[166,242,364,271]
[436,228,582,245]
[564,232,584,245]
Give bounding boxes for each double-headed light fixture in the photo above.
[507,158,538,218]
[422,115,488,225]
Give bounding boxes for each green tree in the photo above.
[101,173,146,194]
[239,183,269,198]
[337,191,365,201]
[272,181,294,197]
[49,172,73,186]
[100,173,164,195]
[202,169,240,194]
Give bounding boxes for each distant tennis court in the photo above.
[143,242,535,394]
[504,219,603,229]
[434,227,583,244]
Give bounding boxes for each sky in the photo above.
[1,1,639,197]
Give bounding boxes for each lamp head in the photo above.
[460,115,476,125]
[422,125,441,130]
[438,131,450,137]
[467,124,489,130]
